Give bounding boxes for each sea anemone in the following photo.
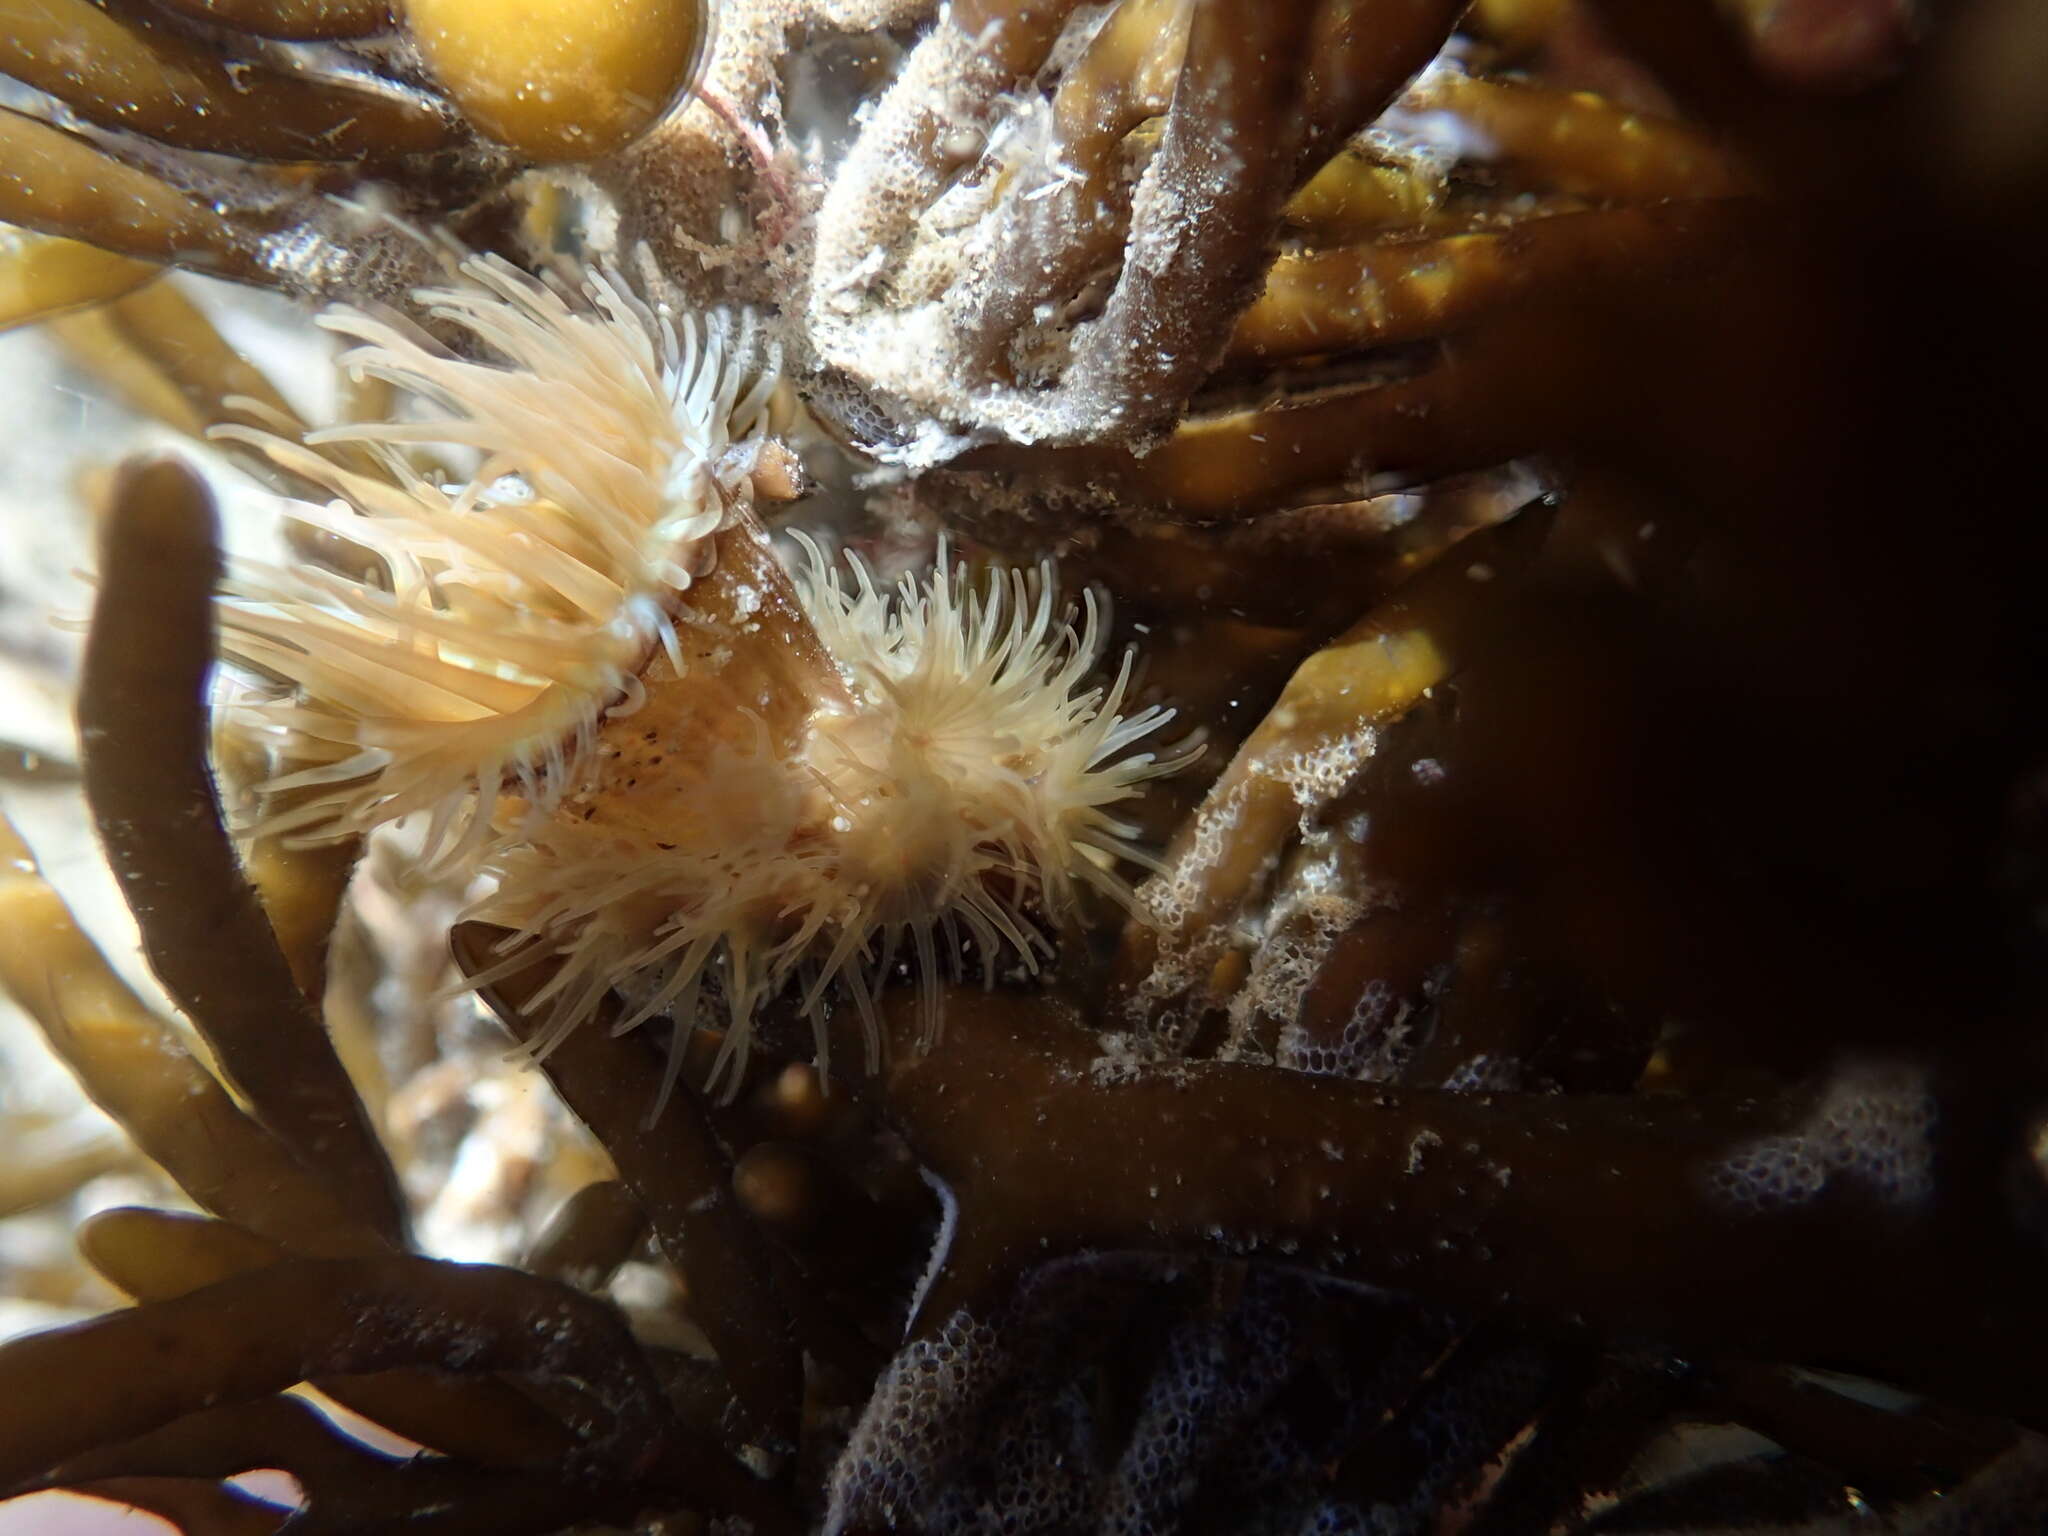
[214,252,779,861]
[482,535,1195,1099]
[213,256,1190,1100]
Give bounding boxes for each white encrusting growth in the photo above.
[214,253,778,857]
[214,255,1191,1101]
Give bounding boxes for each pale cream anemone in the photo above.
[215,253,778,860]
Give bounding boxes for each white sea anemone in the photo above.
[213,253,778,858]
[474,538,1196,1102]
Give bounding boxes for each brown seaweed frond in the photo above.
[0,0,713,314]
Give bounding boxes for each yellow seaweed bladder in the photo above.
[403,0,711,161]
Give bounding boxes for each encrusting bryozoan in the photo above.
[212,255,1193,1103]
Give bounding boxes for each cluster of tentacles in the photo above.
[3,0,2048,1531]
